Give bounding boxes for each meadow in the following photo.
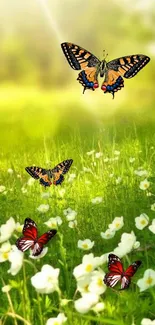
[0,87,155,325]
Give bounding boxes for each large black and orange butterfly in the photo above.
[104,254,142,290]
[25,159,73,187]
[61,42,150,98]
[16,218,57,256]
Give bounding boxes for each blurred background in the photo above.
[0,0,154,151]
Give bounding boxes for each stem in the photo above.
[57,233,70,296]
[36,293,44,325]
[1,278,18,325]
[22,261,31,322]
[5,313,32,325]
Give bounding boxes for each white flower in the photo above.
[92,302,105,313]
[134,169,149,177]
[68,173,76,183]
[151,203,155,211]
[129,157,135,163]
[116,177,122,185]
[95,152,103,159]
[41,192,51,199]
[8,245,23,275]
[29,247,48,259]
[73,253,102,279]
[46,313,67,325]
[68,220,77,228]
[37,204,49,213]
[141,318,155,325]
[0,242,12,262]
[86,150,95,156]
[88,269,106,295]
[7,168,13,174]
[15,222,23,233]
[83,167,92,173]
[63,208,77,221]
[137,269,155,292]
[148,219,155,234]
[135,213,149,230]
[101,229,115,240]
[31,264,60,294]
[74,293,99,314]
[139,179,150,190]
[91,197,103,204]
[108,216,124,231]
[114,150,120,156]
[0,217,16,243]
[0,185,6,193]
[114,231,140,258]
[58,189,66,197]
[27,178,35,186]
[2,285,12,293]
[21,187,27,194]
[78,239,94,251]
[44,216,62,228]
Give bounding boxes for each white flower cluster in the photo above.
[113,231,140,258]
[63,207,77,228]
[101,216,124,240]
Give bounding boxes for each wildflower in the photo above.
[15,222,23,233]
[91,197,103,204]
[95,152,103,159]
[27,178,35,186]
[151,203,155,211]
[68,173,76,183]
[0,242,12,262]
[73,253,102,279]
[63,207,77,221]
[58,189,66,197]
[44,217,62,228]
[41,192,51,199]
[135,214,149,230]
[2,285,12,293]
[88,269,106,295]
[46,313,67,325]
[129,157,135,163]
[78,239,94,251]
[0,185,6,193]
[86,150,95,156]
[134,169,149,177]
[8,245,23,275]
[31,264,60,294]
[21,187,27,194]
[116,177,122,184]
[37,204,49,213]
[137,269,155,292]
[68,220,77,228]
[114,231,140,258]
[139,179,150,190]
[101,229,115,239]
[7,168,13,174]
[141,319,155,325]
[114,150,120,156]
[108,216,124,231]
[92,302,105,313]
[74,293,99,314]
[29,247,48,259]
[0,217,16,243]
[148,219,155,234]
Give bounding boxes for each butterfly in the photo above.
[103,254,142,290]
[16,218,57,256]
[25,159,73,187]
[61,42,150,98]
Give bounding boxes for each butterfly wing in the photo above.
[32,229,57,256]
[16,218,38,252]
[50,159,73,185]
[101,54,150,98]
[121,260,142,290]
[25,166,52,187]
[104,254,124,288]
[61,42,100,92]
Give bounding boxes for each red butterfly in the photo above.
[16,218,57,256]
[104,254,142,290]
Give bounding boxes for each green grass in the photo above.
[0,88,155,325]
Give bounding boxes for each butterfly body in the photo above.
[25,159,73,187]
[104,254,142,290]
[16,218,57,256]
[61,42,150,98]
